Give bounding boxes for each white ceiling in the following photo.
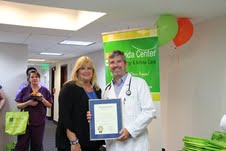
[1,0,226,64]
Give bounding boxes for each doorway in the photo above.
[49,66,56,120]
[60,65,68,87]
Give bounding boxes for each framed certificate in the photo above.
[89,98,122,140]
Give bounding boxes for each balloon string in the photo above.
[174,48,179,64]
[177,52,179,64]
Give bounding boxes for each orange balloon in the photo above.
[173,18,194,48]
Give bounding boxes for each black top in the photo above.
[0,85,2,89]
[55,81,104,150]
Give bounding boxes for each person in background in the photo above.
[0,85,6,110]
[87,50,156,151]
[56,56,104,151]
[16,67,48,96]
[15,70,53,151]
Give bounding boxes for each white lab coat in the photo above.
[220,115,226,131]
[103,73,156,151]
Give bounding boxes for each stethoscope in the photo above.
[105,76,132,96]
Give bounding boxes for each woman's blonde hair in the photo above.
[71,56,100,90]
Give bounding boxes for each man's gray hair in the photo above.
[108,50,127,63]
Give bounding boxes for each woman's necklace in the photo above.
[32,85,41,93]
[83,84,93,92]
[82,83,97,99]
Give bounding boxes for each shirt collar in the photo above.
[112,73,128,85]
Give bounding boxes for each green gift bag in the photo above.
[6,141,16,151]
[211,131,226,143]
[5,110,29,135]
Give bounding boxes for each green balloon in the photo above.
[156,15,178,46]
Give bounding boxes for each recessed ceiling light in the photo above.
[28,59,45,62]
[60,40,94,46]
[28,63,35,66]
[0,1,106,31]
[40,52,64,56]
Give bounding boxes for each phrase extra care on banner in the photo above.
[102,28,160,101]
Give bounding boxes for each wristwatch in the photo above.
[41,98,46,103]
[70,139,79,145]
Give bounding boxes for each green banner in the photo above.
[102,28,160,101]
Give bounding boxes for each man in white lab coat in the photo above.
[88,50,156,151]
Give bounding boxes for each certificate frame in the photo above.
[89,98,122,140]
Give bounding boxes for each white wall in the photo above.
[0,43,28,150]
[160,15,226,150]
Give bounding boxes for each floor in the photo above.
[43,119,57,151]
[43,120,106,151]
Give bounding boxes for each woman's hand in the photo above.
[86,111,92,123]
[17,99,38,109]
[28,100,38,106]
[71,143,82,151]
[36,96,44,102]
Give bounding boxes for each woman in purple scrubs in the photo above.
[15,70,53,151]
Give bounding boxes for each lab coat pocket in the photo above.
[124,95,140,116]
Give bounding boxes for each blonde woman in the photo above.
[56,56,104,151]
